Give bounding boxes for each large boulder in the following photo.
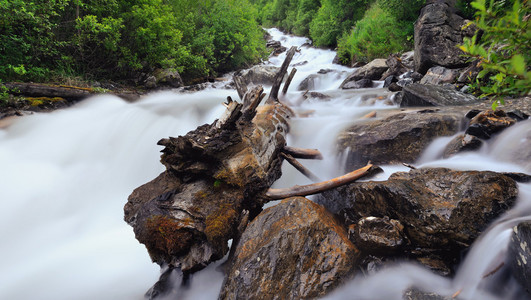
[414,0,475,74]
[236,65,282,86]
[318,168,518,270]
[340,59,388,89]
[337,110,465,170]
[153,68,184,88]
[396,83,479,107]
[508,221,531,295]
[219,197,360,300]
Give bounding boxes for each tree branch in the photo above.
[265,164,376,200]
[282,146,323,159]
[267,46,297,103]
[281,153,321,182]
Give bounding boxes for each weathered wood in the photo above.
[265,164,376,200]
[233,76,247,100]
[282,146,323,160]
[267,46,297,103]
[282,68,297,95]
[4,82,95,100]
[281,153,321,182]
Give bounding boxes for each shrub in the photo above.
[459,0,530,109]
[337,3,412,64]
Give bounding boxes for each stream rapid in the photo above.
[0,28,529,300]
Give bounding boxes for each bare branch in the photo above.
[281,153,321,182]
[268,46,297,103]
[282,68,297,95]
[282,146,323,160]
[265,164,375,200]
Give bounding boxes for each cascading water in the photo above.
[0,28,529,300]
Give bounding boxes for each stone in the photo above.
[318,168,518,269]
[457,60,482,83]
[153,68,184,88]
[403,70,424,82]
[414,0,475,74]
[380,53,410,79]
[508,221,531,295]
[342,78,374,89]
[298,74,319,90]
[337,110,464,170]
[383,75,399,88]
[465,109,516,139]
[442,133,483,158]
[388,82,402,92]
[266,40,287,55]
[397,83,479,107]
[349,216,405,255]
[419,66,460,85]
[236,65,282,86]
[219,197,360,300]
[400,51,415,69]
[340,59,388,89]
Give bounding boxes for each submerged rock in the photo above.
[219,197,360,300]
[508,221,531,295]
[338,109,464,170]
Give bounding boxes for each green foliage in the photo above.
[0,0,266,84]
[377,0,425,21]
[459,0,530,109]
[309,0,372,47]
[337,3,413,64]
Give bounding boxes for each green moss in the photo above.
[205,203,238,245]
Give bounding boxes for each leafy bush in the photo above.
[459,0,530,109]
[377,0,425,21]
[337,3,412,64]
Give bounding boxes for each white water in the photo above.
[0,28,529,300]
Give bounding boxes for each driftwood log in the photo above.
[124,46,378,280]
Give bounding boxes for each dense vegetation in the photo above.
[251,0,424,64]
[459,0,530,107]
[0,0,266,84]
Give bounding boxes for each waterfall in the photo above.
[0,28,529,300]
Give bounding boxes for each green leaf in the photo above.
[511,54,525,75]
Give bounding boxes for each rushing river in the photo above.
[0,28,529,300]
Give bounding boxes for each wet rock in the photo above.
[318,68,334,74]
[465,110,516,139]
[397,83,478,107]
[403,70,424,82]
[340,59,388,89]
[404,289,452,300]
[304,91,332,101]
[388,82,403,92]
[153,68,184,88]
[400,51,415,69]
[420,66,460,85]
[442,134,483,158]
[236,65,282,86]
[383,75,399,88]
[342,78,374,89]
[219,197,360,300]
[298,74,319,90]
[266,40,287,55]
[414,0,475,74]
[338,110,464,170]
[292,60,308,67]
[509,221,531,295]
[349,216,405,254]
[320,168,518,253]
[381,53,410,79]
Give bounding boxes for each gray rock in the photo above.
[342,78,374,89]
[219,197,360,300]
[400,51,415,69]
[381,54,410,79]
[237,65,282,86]
[153,68,184,88]
[337,110,464,170]
[340,59,388,89]
[509,221,531,295]
[442,134,483,158]
[397,83,479,107]
[420,66,460,85]
[414,0,475,74]
[298,74,319,90]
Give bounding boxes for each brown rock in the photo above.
[349,216,405,254]
[219,197,360,300]
[442,133,483,158]
[337,110,464,170]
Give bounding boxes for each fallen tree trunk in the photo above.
[124,48,377,283]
